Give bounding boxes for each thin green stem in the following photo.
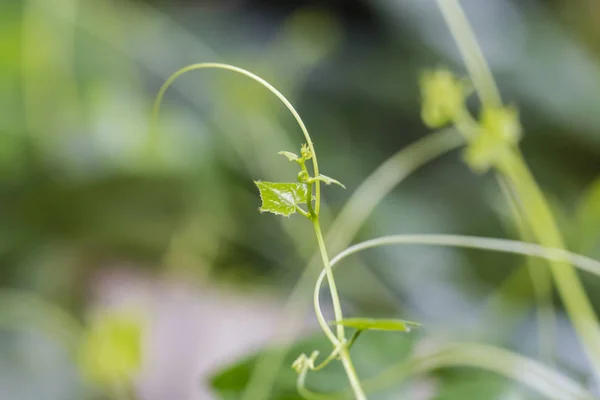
[338,348,366,400]
[304,167,317,219]
[499,153,600,378]
[312,344,346,371]
[346,330,363,351]
[327,234,600,277]
[497,176,555,365]
[313,271,339,345]
[313,218,367,399]
[313,219,344,339]
[295,205,311,219]
[318,233,600,323]
[150,62,321,212]
[436,0,502,107]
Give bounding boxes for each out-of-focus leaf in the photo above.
[332,318,420,332]
[575,176,600,254]
[278,151,300,162]
[433,370,537,400]
[254,181,309,217]
[317,174,346,189]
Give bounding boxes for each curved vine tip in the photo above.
[151,62,324,213]
[292,351,319,374]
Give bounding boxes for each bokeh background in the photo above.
[1,0,600,399]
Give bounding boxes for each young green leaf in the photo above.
[331,318,420,332]
[254,181,309,217]
[316,174,346,189]
[278,151,299,162]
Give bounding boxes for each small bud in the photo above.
[463,105,522,173]
[480,105,521,144]
[300,144,312,160]
[420,69,466,128]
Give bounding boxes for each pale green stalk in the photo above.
[313,213,366,399]
[498,176,555,365]
[328,234,600,277]
[436,0,501,108]
[316,233,600,343]
[499,153,600,375]
[438,0,600,378]
[363,342,593,400]
[313,220,344,341]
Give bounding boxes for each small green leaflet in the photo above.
[331,318,420,332]
[277,151,299,162]
[316,174,345,189]
[254,181,309,216]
